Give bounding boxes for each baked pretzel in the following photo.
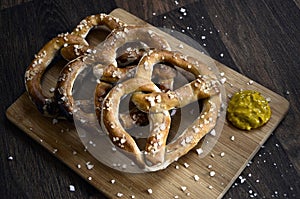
[61,13,127,61]
[98,50,222,169]
[56,26,170,119]
[24,33,88,117]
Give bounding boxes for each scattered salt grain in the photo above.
[52,118,58,124]
[77,164,81,169]
[210,129,216,136]
[208,164,212,169]
[86,161,94,170]
[220,77,227,84]
[69,185,75,192]
[178,43,184,49]
[208,185,213,189]
[130,195,135,199]
[194,175,200,181]
[147,188,153,194]
[111,179,116,184]
[116,192,123,197]
[239,176,246,183]
[184,162,190,168]
[220,53,224,58]
[179,8,186,13]
[220,152,225,157]
[201,35,206,40]
[8,156,13,160]
[230,136,235,141]
[88,176,92,181]
[181,186,187,192]
[196,148,204,155]
[209,171,216,177]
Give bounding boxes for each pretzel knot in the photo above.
[56,26,170,119]
[98,50,222,170]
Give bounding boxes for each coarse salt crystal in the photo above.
[209,171,216,177]
[196,148,203,155]
[230,136,235,141]
[210,129,216,136]
[147,188,153,194]
[194,175,200,181]
[180,8,186,13]
[69,185,75,192]
[52,118,58,124]
[184,162,190,168]
[181,186,187,192]
[220,152,225,157]
[116,192,123,197]
[111,179,116,184]
[86,162,94,170]
[8,156,13,160]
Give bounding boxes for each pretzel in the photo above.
[24,33,88,117]
[61,13,127,61]
[56,26,170,119]
[98,50,222,169]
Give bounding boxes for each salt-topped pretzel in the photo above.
[61,13,127,61]
[57,26,170,119]
[24,33,88,117]
[92,25,171,79]
[99,50,222,169]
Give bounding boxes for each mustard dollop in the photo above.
[227,90,271,130]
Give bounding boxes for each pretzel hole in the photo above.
[85,26,112,46]
[116,42,148,67]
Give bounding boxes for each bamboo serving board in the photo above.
[6,9,289,199]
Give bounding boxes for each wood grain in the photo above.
[6,9,290,199]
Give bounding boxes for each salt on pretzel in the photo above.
[99,50,222,169]
[61,13,127,61]
[57,26,170,119]
[24,33,88,117]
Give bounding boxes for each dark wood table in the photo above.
[1,0,299,198]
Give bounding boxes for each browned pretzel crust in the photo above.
[98,50,222,169]
[24,33,88,117]
[61,13,127,61]
[57,26,170,119]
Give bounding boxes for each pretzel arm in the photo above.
[55,56,90,118]
[61,14,127,61]
[131,75,220,112]
[24,34,88,117]
[165,98,219,163]
[100,78,156,167]
[144,110,171,166]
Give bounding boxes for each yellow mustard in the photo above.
[227,90,271,130]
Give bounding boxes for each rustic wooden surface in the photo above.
[1,0,299,199]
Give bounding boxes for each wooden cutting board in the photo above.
[6,9,289,199]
